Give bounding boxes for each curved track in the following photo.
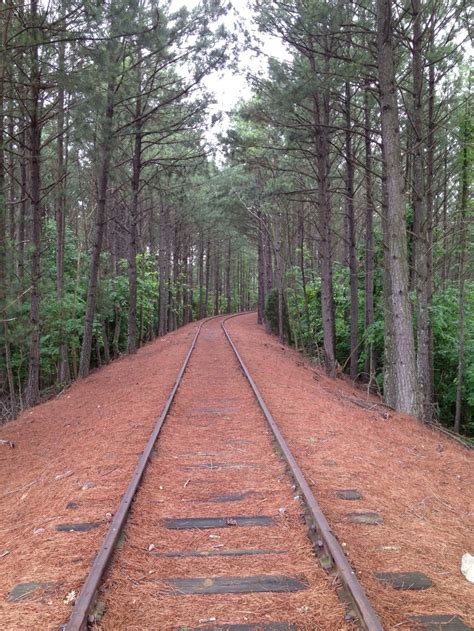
[64,315,383,631]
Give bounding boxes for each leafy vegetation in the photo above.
[0,0,472,438]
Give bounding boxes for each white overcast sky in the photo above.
[169,0,473,147]
[169,0,288,143]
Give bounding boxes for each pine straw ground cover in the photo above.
[227,313,474,630]
[98,318,349,630]
[0,322,200,630]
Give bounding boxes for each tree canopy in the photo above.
[0,0,472,437]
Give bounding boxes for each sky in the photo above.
[169,0,473,149]
[169,0,288,144]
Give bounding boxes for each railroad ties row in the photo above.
[85,317,349,629]
[221,318,472,631]
[6,316,471,630]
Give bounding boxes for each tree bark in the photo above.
[441,148,449,288]
[25,0,43,405]
[0,3,15,416]
[127,73,142,354]
[411,0,431,421]
[425,14,436,415]
[454,95,471,433]
[274,217,284,342]
[170,225,179,330]
[112,302,121,358]
[381,154,397,408]
[198,234,204,319]
[213,245,220,316]
[0,0,7,318]
[3,322,17,417]
[79,74,115,377]
[257,211,265,323]
[344,81,358,380]
[204,239,210,318]
[225,238,232,313]
[308,49,336,376]
[158,201,170,336]
[376,0,420,416]
[314,93,336,377]
[186,242,194,323]
[299,210,311,335]
[264,219,273,305]
[56,12,70,384]
[18,122,27,287]
[364,84,376,380]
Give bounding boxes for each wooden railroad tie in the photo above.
[168,575,308,595]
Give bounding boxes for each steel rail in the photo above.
[222,315,384,631]
[64,320,206,631]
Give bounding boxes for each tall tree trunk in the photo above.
[345,81,358,380]
[441,148,449,288]
[127,75,142,353]
[3,322,17,417]
[25,0,43,405]
[257,211,265,324]
[198,234,204,319]
[454,95,471,433]
[225,238,232,313]
[79,75,115,377]
[376,0,420,416]
[204,240,210,317]
[112,302,121,357]
[299,210,311,335]
[185,242,194,323]
[425,15,436,415]
[381,154,397,407]
[170,226,179,330]
[274,217,284,343]
[139,253,146,343]
[7,75,15,243]
[454,228,466,434]
[0,1,15,415]
[314,92,336,377]
[213,246,220,316]
[0,0,7,319]
[412,0,431,421]
[364,84,376,380]
[18,123,27,287]
[158,201,169,336]
[56,15,70,385]
[308,47,336,376]
[264,219,273,302]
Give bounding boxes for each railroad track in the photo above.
[63,316,384,631]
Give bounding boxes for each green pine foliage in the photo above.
[431,285,474,434]
[283,264,474,435]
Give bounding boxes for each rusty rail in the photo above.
[64,313,384,630]
[64,321,205,631]
[222,315,384,631]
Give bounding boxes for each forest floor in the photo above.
[0,313,472,630]
[0,322,199,630]
[226,314,474,630]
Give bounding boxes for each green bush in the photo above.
[280,262,474,435]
